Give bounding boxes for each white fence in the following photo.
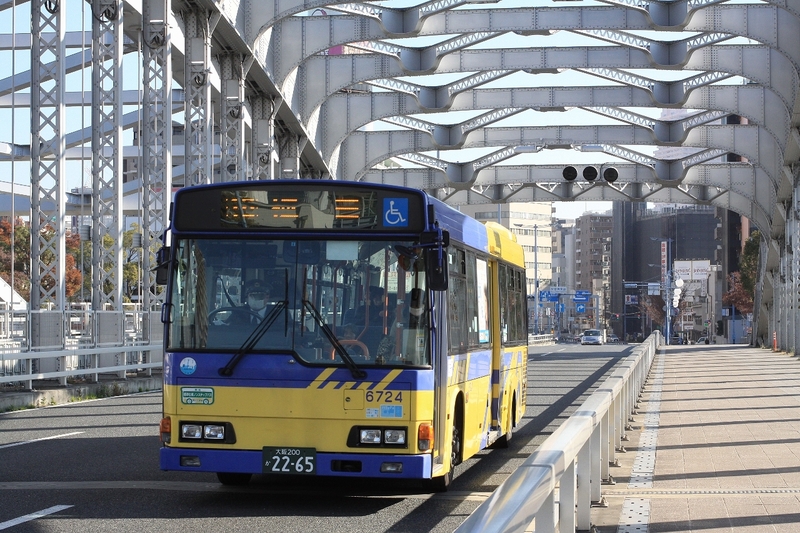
[529,334,555,346]
[0,308,163,389]
[456,332,662,533]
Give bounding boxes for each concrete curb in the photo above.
[0,375,163,413]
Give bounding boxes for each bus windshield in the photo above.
[166,237,430,367]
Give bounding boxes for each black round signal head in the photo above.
[562,166,577,181]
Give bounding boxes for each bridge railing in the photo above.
[0,308,163,389]
[528,334,555,346]
[456,331,662,533]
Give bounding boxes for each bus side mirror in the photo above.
[421,230,449,291]
[154,246,170,285]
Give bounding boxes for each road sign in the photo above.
[538,290,550,301]
[576,303,586,313]
[558,303,565,313]
[550,286,567,294]
[574,289,591,302]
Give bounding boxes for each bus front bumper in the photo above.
[160,447,432,479]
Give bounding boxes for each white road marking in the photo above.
[0,432,84,450]
[538,348,566,357]
[0,505,73,530]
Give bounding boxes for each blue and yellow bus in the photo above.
[158,180,528,490]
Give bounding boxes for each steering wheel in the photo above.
[208,307,262,324]
[330,339,370,360]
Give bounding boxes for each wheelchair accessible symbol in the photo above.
[383,198,409,227]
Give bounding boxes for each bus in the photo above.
[158,180,528,490]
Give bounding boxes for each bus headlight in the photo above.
[360,429,382,444]
[181,424,203,439]
[384,429,406,445]
[179,422,235,443]
[203,424,225,440]
[349,426,409,448]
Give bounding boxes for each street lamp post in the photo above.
[651,237,675,344]
[533,223,539,334]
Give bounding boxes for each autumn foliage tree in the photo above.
[722,231,758,315]
[0,219,85,305]
[722,271,754,314]
[0,218,31,301]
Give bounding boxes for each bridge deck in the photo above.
[592,344,800,533]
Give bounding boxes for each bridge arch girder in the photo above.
[321,83,791,182]
[358,161,773,231]
[339,122,783,195]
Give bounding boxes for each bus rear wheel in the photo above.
[492,394,516,449]
[216,472,252,486]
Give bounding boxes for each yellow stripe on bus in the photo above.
[310,368,337,388]
[375,369,403,390]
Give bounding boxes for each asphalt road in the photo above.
[0,343,632,532]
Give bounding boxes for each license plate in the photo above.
[262,447,316,475]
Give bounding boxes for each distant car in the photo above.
[670,335,685,345]
[581,329,604,345]
[607,334,620,344]
[696,336,709,344]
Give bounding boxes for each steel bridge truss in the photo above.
[3,0,800,352]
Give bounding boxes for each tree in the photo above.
[122,226,143,303]
[0,218,31,302]
[640,296,665,327]
[64,231,83,298]
[739,230,760,295]
[722,271,753,314]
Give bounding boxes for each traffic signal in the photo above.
[583,166,598,181]
[562,166,618,182]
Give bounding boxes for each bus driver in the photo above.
[241,279,272,323]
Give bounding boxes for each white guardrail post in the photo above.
[455,332,662,533]
[0,309,163,385]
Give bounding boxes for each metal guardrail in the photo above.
[456,332,662,533]
[528,334,555,346]
[0,308,163,389]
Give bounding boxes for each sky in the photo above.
[553,201,612,220]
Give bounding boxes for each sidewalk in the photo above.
[594,344,800,533]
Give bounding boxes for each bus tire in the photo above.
[216,472,252,486]
[493,393,516,449]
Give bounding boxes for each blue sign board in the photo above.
[573,290,591,303]
[538,290,550,301]
[576,303,586,313]
[558,303,565,313]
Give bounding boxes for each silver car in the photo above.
[581,329,604,345]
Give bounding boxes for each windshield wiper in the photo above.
[218,301,287,376]
[302,300,366,380]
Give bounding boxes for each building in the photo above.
[573,212,613,332]
[613,202,721,342]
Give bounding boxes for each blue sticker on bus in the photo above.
[380,405,403,418]
[179,357,197,375]
[383,198,409,227]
